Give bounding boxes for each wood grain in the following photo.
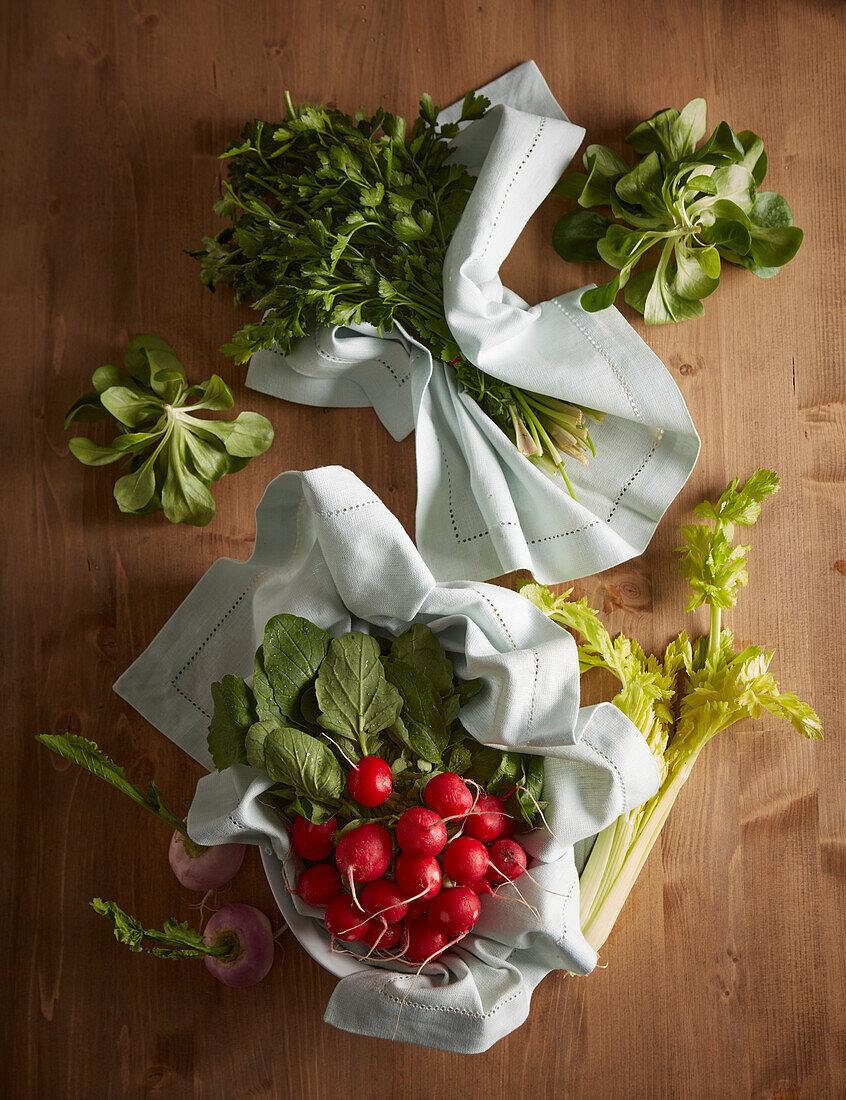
[2,0,844,1096]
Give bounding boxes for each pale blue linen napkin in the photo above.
[114,466,659,1052]
[245,61,699,583]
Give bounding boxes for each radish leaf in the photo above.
[245,723,344,811]
[253,614,331,724]
[208,675,256,769]
[390,624,454,695]
[382,659,450,764]
[315,633,403,754]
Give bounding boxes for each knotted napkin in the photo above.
[115,466,659,1052]
[245,61,699,584]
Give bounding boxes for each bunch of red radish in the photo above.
[293,762,529,965]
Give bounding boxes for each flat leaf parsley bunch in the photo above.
[553,99,803,323]
[194,92,604,497]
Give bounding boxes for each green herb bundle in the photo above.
[553,100,803,323]
[523,470,821,951]
[194,93,603,497]
[208,618,546,830]
[65,336,274,526]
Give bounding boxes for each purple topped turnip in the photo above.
[202,904,275,987]
[36,733,247,892]
[91,899,275,988]
[168,829,246,891]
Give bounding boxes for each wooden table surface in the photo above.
[3,0,844,1096]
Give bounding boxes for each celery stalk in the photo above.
[522,470,822,956]
[582,755,699,950]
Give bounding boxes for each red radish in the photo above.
[441,836,489,885]
[361,919,402,950]
[405,897,431,917]
[463,792,508,842]
[403,915,449,963]
[488,838,528,882]
[498,814,516,840]
[335,823,393,885]
[168,831,246,891]
[427,887,481,937]
[324,896,368,942]
[472,877,493,896]
[395,853,442,901]
[347,755,393,807]
[202,904,275,987]
[424,772,474,818]
[297,863,343,907]
[291,815,337,861]
[396,807,447,857]
[361,880,409,924]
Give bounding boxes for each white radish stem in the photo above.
[487,885,542,927]
[521,869,575,898]
[347,870,362,911]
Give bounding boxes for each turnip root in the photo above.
[202,904,275,987]
[168,830,246,891]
